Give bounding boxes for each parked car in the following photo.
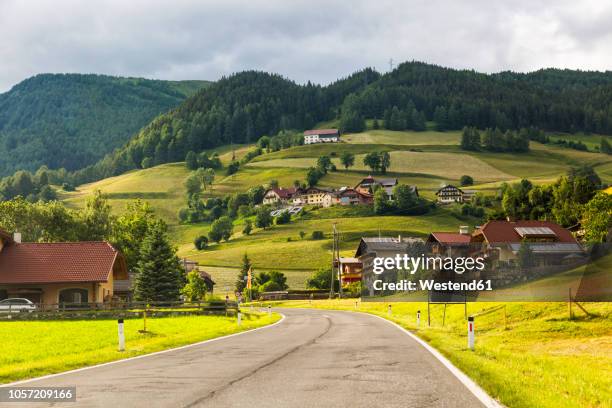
[0,298,37,313]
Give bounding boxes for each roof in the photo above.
[338,257,361,264]
[267,187,299,199]
[514,227,556,238]
[355,237,424,257]
[304,129,339,136]
[428,232,472,245]
[508,243,584,254]
[377,178,398,186]
[198,270,216,285]
[436,185,463,195]
[474,220,577,244]
[0,242,124,284]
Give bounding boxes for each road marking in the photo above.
[368,313,504,408]
[1,313,286,387]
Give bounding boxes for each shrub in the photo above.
[460,175,474,186]
[243,219,253,235]
[62,182,75,191]
[276,211,291,225]
[194,235,208,250]
[260,281,282,292]
[311,231,324,240]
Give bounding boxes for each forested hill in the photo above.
[0,74,209,176]
[61,62,612,184]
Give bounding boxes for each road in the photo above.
[1,308,490,408]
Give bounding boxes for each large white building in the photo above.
[303,129,340,144]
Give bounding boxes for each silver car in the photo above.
[0,298,37,313]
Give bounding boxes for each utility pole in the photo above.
[337,224,343,298]
[388,58,394,71]
[330,222,337,299]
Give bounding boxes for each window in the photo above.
[59,288,88,304]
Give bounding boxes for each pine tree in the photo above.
[134,220,185,302]
[235,253,252,292]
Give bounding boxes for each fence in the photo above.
[0,300,239,320]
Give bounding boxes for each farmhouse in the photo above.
[335,257,363,286]
[303,129,340,145]
[332,187,373,206]
[471,220,584,266]
[355,176,414,199]
[262,187,301,205]
[0,229,128,306]
[298,187,335,207]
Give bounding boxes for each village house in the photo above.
[303,129,340,145]
[179,258,216,293]
[435,184,474,204]
[0,229,128,306]
[299,187,335,207]
[262,187,301,206]
[471,220,584,267]
[335,257,363,287]
[354,176,415,200]
[332,187,373,206]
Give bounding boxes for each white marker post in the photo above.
[118,319,125,352]
[354,301,358,310]
[467,316,475,350]
[416,310,421,328]
[268,305,272,317]
[387,304,392,316]
[237,312,242,326]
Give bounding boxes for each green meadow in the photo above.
[0,312,279,384]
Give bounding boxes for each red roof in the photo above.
[269,187,298,199]
[429,232,472,245]
[303,129,339,136]
[0,228,12,244]
[474,220,577,244]
[0,242,124,284]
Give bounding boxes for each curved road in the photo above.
[3,308,490,408]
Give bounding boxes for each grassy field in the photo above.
[0,312,279,384]
[271,300,612,408]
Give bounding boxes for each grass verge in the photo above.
[271,300,611,408]
[0,311,279,384]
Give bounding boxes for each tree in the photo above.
[255,207,272,229]
[80,190,113,240]
[235,253,252,292]
[185,151,198,170]
[208,216,233,242]
[306,267,338,291]
[582,192,612,242]
[194,235,208,250]
[276,211,291,224]
[600,138,612,154]
[258,136,271,151]
[373,188,389,214]
[181,270,207,301]
[340,152,355,170]
[372,118,380,129]
[460,175,474,186]
[316,156,332,174]
[227,161,239,175]
[112,200,157,272]
[184,173,202,197]
[195,168,215,191]
[133,220,184,302]
[380,152,391,174]
[363,152,381,173]
[306,167,323,187]
[393,185,417,212]
[243,219,253,235]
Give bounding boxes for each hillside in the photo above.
[0,74,210,176]
[60,129,612,290]
[70,62,612,186]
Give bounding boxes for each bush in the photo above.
[276,211,291,225]
[178,207,189,222]
[460,175,474,186]
[259,281,282,292]
[243,219,253,236]
[62,182,75,191]
[311,231,325,240]
[194,235,208,250]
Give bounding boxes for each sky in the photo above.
[1,0,611,92]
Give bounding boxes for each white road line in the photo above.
[367,313,505,408]
[1,313,286,387]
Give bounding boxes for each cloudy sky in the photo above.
[1,0,611,92]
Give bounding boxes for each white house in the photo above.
[303,129,340,145]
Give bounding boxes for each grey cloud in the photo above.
[0,0,611,92]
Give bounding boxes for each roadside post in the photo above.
[467,316,475,350]
[354,301,358,310]
[387,304,392,316]
[268,305,272,317]
[118,319,125,352]
[416,310,420,327]
[237,311,242,326]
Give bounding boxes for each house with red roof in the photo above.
[262,187,301,206]
[0,229,128,306]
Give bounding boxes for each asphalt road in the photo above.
[2,308,488,408]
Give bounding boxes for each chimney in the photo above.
[459,226,469,235]
[13,232,22,243]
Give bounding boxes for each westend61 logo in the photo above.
[371,254,492,292]
[360,242,611,302]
